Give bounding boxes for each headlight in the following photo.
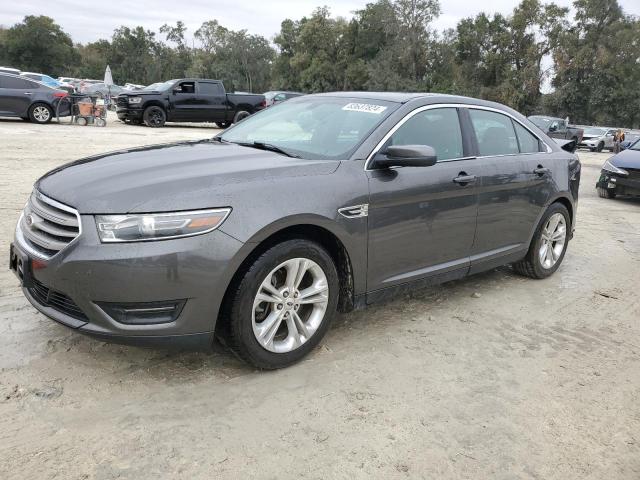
[95,208,231,243]
[602,160,628,176]
[128,97,142,104]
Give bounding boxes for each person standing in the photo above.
[614,130,625,153]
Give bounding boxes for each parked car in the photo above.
[10,92,580,368]
[78,79,102,93]
[621,132,640,150]
[0,66,21,75]
[0,72,68,123]
[528,115,584,146]
[264,90,304,107]
[577,126,617,152]
[596,139,640,198]
[123,83,145,91]
[116,78,266,128]
[84,82,125,98]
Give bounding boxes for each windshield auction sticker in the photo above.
[342,103,388,114]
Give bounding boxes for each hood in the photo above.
[609,148,640,169]
[36,140,340,214]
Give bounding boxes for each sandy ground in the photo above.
[0,113,639,479]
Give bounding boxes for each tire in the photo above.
[95,118,106,127]
[513,203,570,279]
[233,111,250,124]
[597,187,616,199]
[143,106,166,127]
[589,148,595,152]
[76,117,88,126]
[28,103,53,124]
[225,239,339,369]
[596,141,604,152]
[215,121,230,129]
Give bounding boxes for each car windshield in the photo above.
[219,97,398,160]
[629,138,640,151]
[584,127,607,135]
[529,116,555,129]
[143,80,176,91]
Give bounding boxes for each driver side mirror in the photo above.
[549,124,558,132]
[373,145,438,169]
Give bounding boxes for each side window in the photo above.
[199,82,223,95]
[175,81,195,94]
[469,109,519,156]
[274,93,287,101]
[2,76,34,89]
[387,108,464,161]
[513,121,542,153]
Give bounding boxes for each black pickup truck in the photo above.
[116,79,265,128]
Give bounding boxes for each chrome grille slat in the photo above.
[29,193,79,227]
[17,190,81,259]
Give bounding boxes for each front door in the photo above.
[169,80,198,121]
[366,107,479,294]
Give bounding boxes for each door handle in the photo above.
[533,166,550,176]
[453,173,477,185]
[24,92,32,95]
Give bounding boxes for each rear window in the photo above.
[199,82,223,95]
[469,109,519,156]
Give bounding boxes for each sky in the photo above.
[2,0,639,45]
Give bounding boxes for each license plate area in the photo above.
[9,243,33,288]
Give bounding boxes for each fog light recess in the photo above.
[97,300,186,325]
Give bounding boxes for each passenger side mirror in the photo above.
[373,145,437,169]
[549,123,558,132]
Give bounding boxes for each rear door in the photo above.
[196,81,227,122]
[0,76,36,117]
[466,107,554,272]
[366,106,479,293]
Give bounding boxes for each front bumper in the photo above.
[12,215,245,349]
[116,107,144,121]
[596,169,640,196]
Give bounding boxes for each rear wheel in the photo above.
[233,111,250,124]
[143,106,166,127]
[597,187,616,199]
[513,203,570,279]
[28,103,53,124]
[225,239,339,369]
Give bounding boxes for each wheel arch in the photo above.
[216,222,357,336]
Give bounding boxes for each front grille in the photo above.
[117,96,128,107]
[19,191,80,259]
[28,278,87,321]
[626,168,640,181]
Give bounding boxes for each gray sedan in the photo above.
[10,93,581,368]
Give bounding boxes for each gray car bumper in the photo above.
[14,215,245,349]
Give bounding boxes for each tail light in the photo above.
[260,100,266,108]
[53,92,68,98]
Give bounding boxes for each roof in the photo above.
[311,91,504,107]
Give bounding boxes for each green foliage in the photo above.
[1,2,638,127]
[2,16,77,74]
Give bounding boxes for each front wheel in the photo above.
[143,106,166,127]
[596,141,604,152]
[513,203,570,279]
[597,187,616,199]
[225,239,339,369]
[28,103,53,124]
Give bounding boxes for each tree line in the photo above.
[0,0,638,127]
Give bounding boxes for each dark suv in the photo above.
[0,73,67,123]
[11,93,580,369]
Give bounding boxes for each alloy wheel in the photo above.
[33,106,50,122]
[252,258,329,353]
[538,212,567,269]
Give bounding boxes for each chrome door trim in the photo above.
[364,103,553,171]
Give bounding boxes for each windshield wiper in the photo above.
[233,141,300,158]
